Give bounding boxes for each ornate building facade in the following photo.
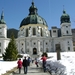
[0,1,73,57]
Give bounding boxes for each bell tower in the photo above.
[60,9,73,51]
[0,10,7,38]
[60,10,72,36]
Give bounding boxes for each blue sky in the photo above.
[0,0,75,30]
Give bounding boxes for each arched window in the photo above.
[66,30,68,34]
[33,48,37,55]
[33,28,36,35]
[40,28,43,36]
[26,28,28,37]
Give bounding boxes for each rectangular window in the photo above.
[66,31,68,34]
[53,30,56,32]
[33,28,36,35]
[68,47,70,51]
[26,28,28,37]
[0,43,1,47]
[40,28,43,36]
[0,49,1,53]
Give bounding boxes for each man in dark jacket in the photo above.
[22,57,28,74]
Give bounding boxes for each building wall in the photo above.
[0,24,7,38]
[0,38,9,54]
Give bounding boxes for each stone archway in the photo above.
[33,48,37,55]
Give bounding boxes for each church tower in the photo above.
[0,10,9,54]
[60,10,72,36]
[60,10,73,51]
[0,10,7,38]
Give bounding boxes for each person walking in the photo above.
[22,57,28,74]
[17,58,22,74]
[31,58,34,63]
[41,55,47,72]
[28,57,31,66]
[35,58,39,67]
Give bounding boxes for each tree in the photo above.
[2,33,18,61]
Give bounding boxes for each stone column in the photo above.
[38,40,41,57]
[38,40,40,53]
[30,39,32,55]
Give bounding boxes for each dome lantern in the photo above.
[29,1,38,15]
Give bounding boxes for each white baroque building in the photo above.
[0,1,73,57]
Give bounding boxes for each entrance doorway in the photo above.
[33,48,37,55]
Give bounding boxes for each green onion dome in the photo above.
[60,10,70,24]
[20,2,48,27]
